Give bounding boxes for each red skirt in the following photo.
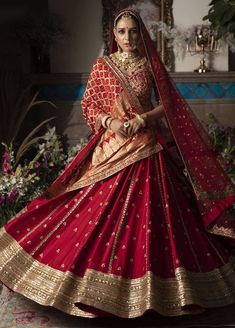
[1,150,235,318]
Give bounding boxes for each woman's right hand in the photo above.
[109,119,129,138]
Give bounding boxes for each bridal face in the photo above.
[114,16,140,54]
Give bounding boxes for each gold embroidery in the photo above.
[66,142,162,191]
[108,164,137,272]
[156,155,176,270]
[144,169,150,272]
[31,184,95,256]
[103,56,144,115]
[65,56,161,193]
[75,173,121,256]
[208,224,235,239]
[19,201,67,244]
[110,52,146,75]
[1,230,235,317]
[162,154,202,271]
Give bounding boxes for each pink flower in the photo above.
[2,150,14,175]
[7,189,19,203]
[2,162,9,174]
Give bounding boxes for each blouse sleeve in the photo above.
[81,58,107,133]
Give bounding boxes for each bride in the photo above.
[0,8,235,318]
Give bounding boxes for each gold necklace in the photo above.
[116,51,139,61]
[112,51,144,72]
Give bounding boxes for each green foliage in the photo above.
[0,71,56,154]
[0,87,56,167]
[203,0,235,39]
[0,126,88,227]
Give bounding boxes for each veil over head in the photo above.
[112,8,235,230]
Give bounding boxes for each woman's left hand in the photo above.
[123,117,145,136]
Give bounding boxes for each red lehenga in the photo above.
[1,10,235,319]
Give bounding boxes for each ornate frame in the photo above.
[102,0,174,71]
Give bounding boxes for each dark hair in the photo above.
[114,10,140,29]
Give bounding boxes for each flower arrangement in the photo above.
[0,126,88,226]
[205,113,235,181]
[155,22,219,59]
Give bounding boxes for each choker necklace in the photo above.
[113,51,143,72]
[117,51,140,62]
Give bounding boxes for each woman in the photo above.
[0,8,235,319]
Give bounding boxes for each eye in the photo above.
[130,28,138,34]
[118,29,125,35]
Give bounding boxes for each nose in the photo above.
[124,31,130,41]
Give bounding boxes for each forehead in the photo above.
[116,17,139,29]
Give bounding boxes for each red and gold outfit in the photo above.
[0,9,235,319]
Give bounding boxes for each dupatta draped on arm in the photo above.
[137,12,235,236]
[45,57,162,197]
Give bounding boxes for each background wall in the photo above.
[48,0,229,73]
[49,0,103,73]
[0,0,48,72]
[0,0,229,73]
[173,0,228,72]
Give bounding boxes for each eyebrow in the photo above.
[117,27,138,30]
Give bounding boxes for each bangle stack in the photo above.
[101,115,114,129]
[136,114,147,127]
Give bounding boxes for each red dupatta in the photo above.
[140,12,235,227]
[110,9,235,234]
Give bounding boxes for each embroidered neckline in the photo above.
[110,51,146,74]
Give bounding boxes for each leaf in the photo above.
[14,116,55,166]
[8,85,32,137]
[15,136,44,166]
[220,9,235,25]
[208,0,219,5]
[12,91,56,143]
[228,21,235,33]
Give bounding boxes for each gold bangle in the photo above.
[136,114,147,127]
[107,117,115,129]
[101,115,112,128]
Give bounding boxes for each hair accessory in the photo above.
[113,9,139,28]
[122,11,132,19]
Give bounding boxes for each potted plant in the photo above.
[203,0,235,69]
[14,13,68,73]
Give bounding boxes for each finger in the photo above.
[128,123,138,136]
[118,129,128,138]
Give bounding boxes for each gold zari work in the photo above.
[110,52,146,74]
[1,229,235,318]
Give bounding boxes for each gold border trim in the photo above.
[66,145,161,191]
[102,56,144,114]
[1,229,235,318]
